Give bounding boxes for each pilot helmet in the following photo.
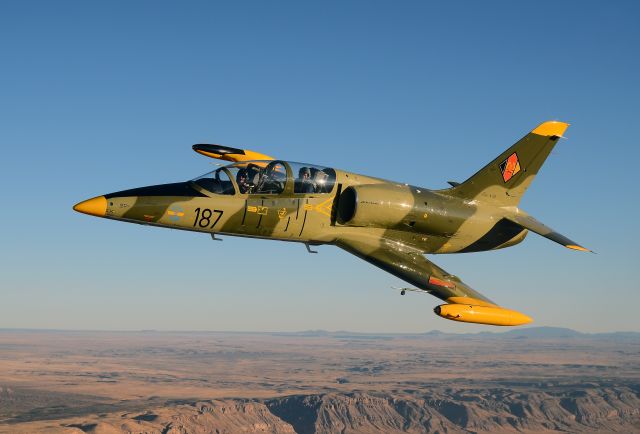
[299,167,311,178]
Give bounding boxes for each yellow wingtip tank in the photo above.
[192,144,274,162]
[435,302,533,326]
[531,120,570,137]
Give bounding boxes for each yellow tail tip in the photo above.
[532,121,570,137]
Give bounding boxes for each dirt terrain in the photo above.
[0,328,638,433]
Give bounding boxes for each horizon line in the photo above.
[0,326,638,336]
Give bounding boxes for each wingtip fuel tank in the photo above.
[434,304,533,326]
[192,144,274,162]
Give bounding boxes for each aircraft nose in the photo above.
[73,196,107,217]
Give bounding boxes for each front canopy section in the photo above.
[191,160,337,196]
[191,166,237,195]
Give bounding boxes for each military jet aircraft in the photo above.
[74,121,589,326]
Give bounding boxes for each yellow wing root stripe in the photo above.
[313,197,334,217]
[531,121,570,137]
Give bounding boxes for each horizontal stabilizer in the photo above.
[193,144,274,162]
[507,213,591,252]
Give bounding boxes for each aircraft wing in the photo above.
[336,234,532,325]
[336,234,495,305]
[192,144,274,162]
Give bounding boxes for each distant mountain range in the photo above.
[1,326,639,339]
[283,326,640,339]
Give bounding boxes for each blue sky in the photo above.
[1,1,638,332]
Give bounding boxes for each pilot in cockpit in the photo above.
[296,167,315,193]
[236,169,251,194]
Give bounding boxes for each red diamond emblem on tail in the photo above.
[499,152,521,182]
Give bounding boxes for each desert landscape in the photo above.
[0,327,638,433]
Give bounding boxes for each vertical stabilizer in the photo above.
[442,121,569,206]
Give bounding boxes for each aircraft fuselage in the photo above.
[94,166,525,255]
[74,121,588,327]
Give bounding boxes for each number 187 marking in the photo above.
[193,208,224,228]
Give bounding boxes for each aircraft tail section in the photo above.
[441,121,569,206]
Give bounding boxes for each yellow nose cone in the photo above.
[73,196,107,217]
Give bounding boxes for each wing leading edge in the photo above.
[336,234,532,326]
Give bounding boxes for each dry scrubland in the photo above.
[0,328,638,433]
